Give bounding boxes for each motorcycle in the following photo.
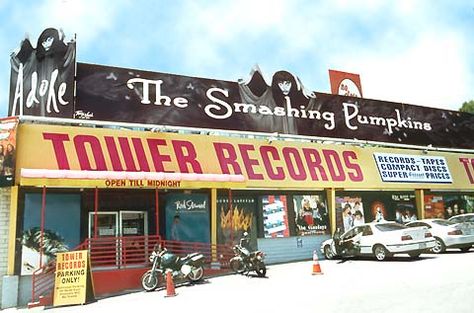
[323,228,361,259]
[141,245,205,291]
[229,240,266,277]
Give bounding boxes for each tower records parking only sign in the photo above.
[53,250,95,306]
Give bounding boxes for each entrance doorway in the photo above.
[88,211,148,238]
[88,211,149,268]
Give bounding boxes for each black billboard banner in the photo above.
[75,63,474,149]
[9,28,76,118]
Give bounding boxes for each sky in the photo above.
[0,0,473,118]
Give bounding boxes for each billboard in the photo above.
[328,69,363,97]
[74,63,474,149]
[9,28,76,118]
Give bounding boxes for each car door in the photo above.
[358,225,374,254]
[342,226,366,255]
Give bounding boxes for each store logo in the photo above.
[74,110,94,119]
[338,78,361,97]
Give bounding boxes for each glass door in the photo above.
[88,212,119,268]
[119,211,148,265]
[119,211,148,236]
[88,212,119,238]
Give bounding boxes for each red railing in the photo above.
[31,235,233,303]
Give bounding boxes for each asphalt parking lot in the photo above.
[9,250,474,313]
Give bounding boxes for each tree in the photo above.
[460,100,474,113]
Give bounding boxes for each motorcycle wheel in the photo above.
[141,270,160,291]
[255,262,266,277]
[230,258,245,274]
[324,245,334,260]
[187,265,204,282]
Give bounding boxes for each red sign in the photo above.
[328,69,363,97]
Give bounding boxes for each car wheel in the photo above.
[459,246,471,253]
[324,245,334,260]
[408,252,421,259]
[431,237,445,254]
[373,245,389,261]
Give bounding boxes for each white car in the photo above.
[320,221,436,261]
[407,219,474,253]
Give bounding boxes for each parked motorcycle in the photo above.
[141,244,205,291]
[229,233,266,277]
[324,228,361,259]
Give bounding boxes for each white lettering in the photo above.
[205,87,232,119]
[342,102,358,130]
[12,64,70,116]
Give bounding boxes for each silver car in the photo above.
[406,219,474,253]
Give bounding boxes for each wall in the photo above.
[0,187,11,304]
[257,235,330,264]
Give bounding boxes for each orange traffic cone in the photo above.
[165,270,177,297]
[312,250,323,275]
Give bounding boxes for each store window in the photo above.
[260,195,290,238]
[217,195,257,248]
[424,193,474,219]
[20,193,81,275]
[164,192,210,243]
[335,191,417,232]
[292,194,329,236]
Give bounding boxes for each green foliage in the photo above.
[21,227,69,258]
[460,100,474,113]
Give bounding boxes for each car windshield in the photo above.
[432,219,455,226]
[374,223,406,231]
[450,216,474,223]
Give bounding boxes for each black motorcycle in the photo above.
[141,245,205,291]
[333,229,361,258]
[229,237,266,277]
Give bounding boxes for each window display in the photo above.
[293,195,329,235]
[261,195,289,238]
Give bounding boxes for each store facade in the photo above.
[2,28,474,308]
[9,123,474,268]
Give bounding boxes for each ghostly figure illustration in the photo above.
[238,66,317,134]
[9,28,76,117]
